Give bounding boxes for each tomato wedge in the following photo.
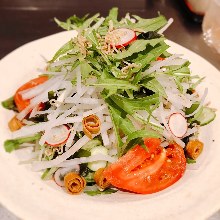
[14,76,48,112]
[103,138,186,194]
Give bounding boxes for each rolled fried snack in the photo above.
[94,168,111,190]
[8,115,23,131]
[186,139,204,160]
[64,172,86,195]
[83,114,101,139]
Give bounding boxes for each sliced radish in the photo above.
[54,166,80,187]
[168,113,188,138]
[108,28,136,48]
[45,125,70,147]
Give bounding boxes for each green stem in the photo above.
[4,133,41,153]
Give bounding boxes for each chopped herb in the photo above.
[84,188,118,196]
[186,157,196,164]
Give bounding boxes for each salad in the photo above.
[2,8,216,196]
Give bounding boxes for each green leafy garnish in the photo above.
[1,96,18,112]
[41,167,58,180]
[186,157,196,164]
[84,188,118,196]
[113,38,165,60]
[4,133,41,153]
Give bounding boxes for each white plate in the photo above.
[0,31,220,220]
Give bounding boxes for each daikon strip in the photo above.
[65,124,79,150]
[56,106,77,120]
[39,128,52,146]
[86,87,95,96]
[81,98,105,105]
[162,58,187,66]
[185,88,208,117]
[75,104,100,110]
[32,135,90,171]
[59,154,116,168]
[30,80,62,105]
[33,109,62,116]
[76,71,82,94]
[29,104,39,118]
[158,18,174,34]
[91,17,105,30]
[54,90,67,107]
[50,57,77,68]
[101,129,110,146]
[158,103,171,133]
[47,108,62,121]
[22,119,35,126]
[12,116,82,138]
[64,87,88,103]
[184,127,198,137]
[38,146,45,161]
[171,134,185,148]
[16,104,35,121]
[61,116,84,124]
[147,54,182,74]
[105,116,112,123]
[83,104,107,117]
[21,77,61,100]
[161,141,169,148]
[41,71,66,75]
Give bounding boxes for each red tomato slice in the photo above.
[103,138,186,194]
[14,76,48,112]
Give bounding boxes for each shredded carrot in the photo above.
[64,172,86,195]
[83,114,101,139]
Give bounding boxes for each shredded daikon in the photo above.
[185,88,208,117]
[32,135,90,171]
[158,18,174,34]
[59,154,116,168]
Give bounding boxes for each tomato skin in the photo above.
[140,143,186,194]
[103,145,150,187]
[14,76,48,112]
[103,138,186,194]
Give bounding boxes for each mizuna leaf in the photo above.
[110,93,159,115]
[141,78,167,98]
[113,38,165,60]
[130,15,167,32]
[49,40,75,62]
[126,129,161,143]
[92,78,139,91]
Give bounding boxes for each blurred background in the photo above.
[0,0,220,70]
[0,0,220,219]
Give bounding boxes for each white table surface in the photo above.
[1,203,220,220]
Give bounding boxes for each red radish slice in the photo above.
[168,113,188,138]
[109,28,136,48]
[45,125,70,147]
[54,168,64,187]
[54,166,80,187]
